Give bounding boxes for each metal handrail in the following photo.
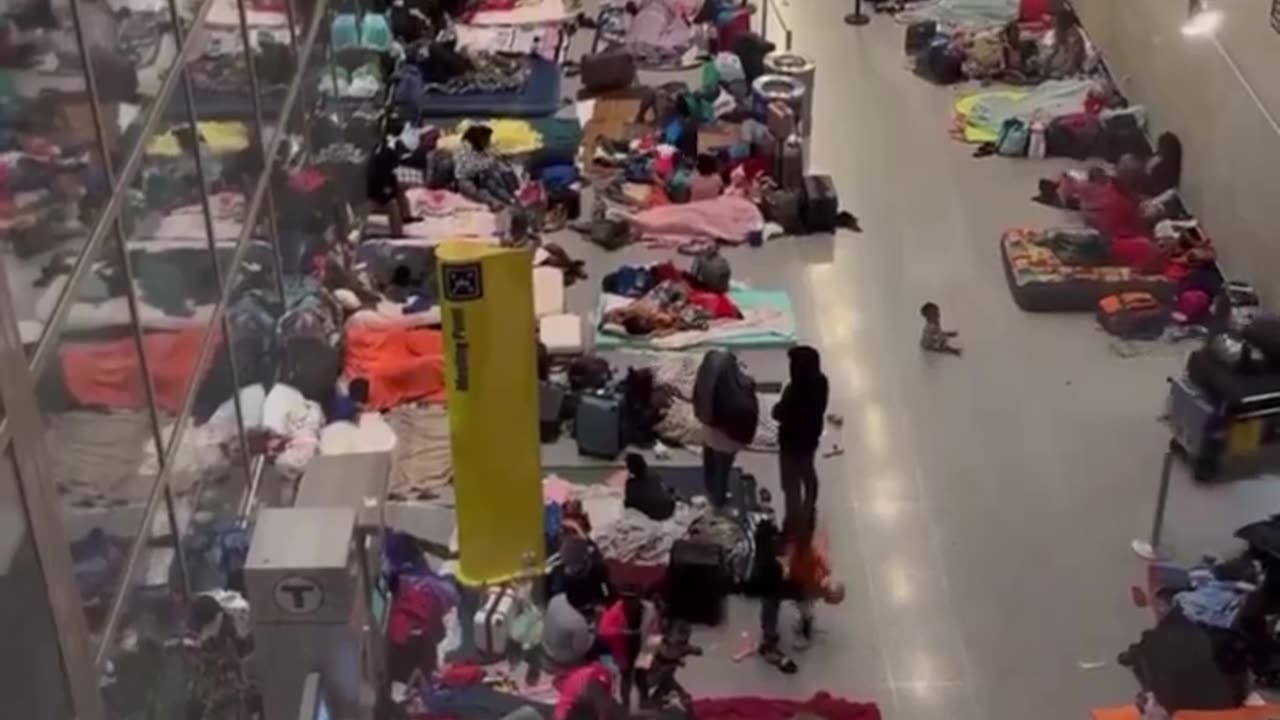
[760,0,794,51]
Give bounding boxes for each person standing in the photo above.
[693,349,758,508]
[772,346,828,542]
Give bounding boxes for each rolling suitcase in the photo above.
[473,586,516,656]
[581,51,637,94]
[575,393,622,459]
[801,174,839,233]
[665,538,729,626]
[777,134,804,191]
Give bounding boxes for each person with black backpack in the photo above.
[693,350,758,508]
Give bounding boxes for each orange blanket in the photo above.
[61,328,210,414]
[1094,705,1280,720]
[344,325,447,410]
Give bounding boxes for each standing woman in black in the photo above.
[773,346,829,542]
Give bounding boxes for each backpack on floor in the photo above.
[996,118,1030,157]
[914,38,962,85]
[904,20,937,55]
[1097,292,1167,340]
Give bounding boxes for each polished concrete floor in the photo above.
[548,4,1280,719]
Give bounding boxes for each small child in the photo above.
[748,518,845,673]
[920,302,962,356]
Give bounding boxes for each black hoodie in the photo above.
[771,345,829,454]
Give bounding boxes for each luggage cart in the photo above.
[1166,375,1280,481]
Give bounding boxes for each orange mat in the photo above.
[1094,705,1280,720]
[344,325,446,410]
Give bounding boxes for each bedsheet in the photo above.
[415,58,561,118]
[344,325,447,410]
[386,404,453,500]
[898,0,1018,28]
[595,288,796,350]
[60,327,210,414]
[954,79,1099,143]
[48,410,154,508]
[1001,227,1172,312]
[467,0,573,26]
[627,195,764,246]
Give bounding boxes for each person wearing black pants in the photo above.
[772,346,829,542]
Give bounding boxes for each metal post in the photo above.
[1132,447,1177,560]
[845,0,871,26]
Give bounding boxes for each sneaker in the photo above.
[795,617,814,649]
[759,643,798,674]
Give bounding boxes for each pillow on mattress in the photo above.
[539,313,583,355]
[533,266,565,318]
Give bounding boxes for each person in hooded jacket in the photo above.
[772,345,829,542]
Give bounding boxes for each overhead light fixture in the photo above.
[1182,0,1223,36]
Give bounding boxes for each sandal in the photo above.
[759,644,798,674]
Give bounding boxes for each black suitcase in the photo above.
[1242,315,1280,364]
[665,538,729,626]
[1098,113,1151,163]
[904,21,937,55]
[802,174,839,233]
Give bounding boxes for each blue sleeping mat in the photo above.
[419,58,561,118]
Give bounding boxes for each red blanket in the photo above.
[694,694,882,720]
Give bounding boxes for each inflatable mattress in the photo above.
[419,58,562,118]
[1000,227,1172,313]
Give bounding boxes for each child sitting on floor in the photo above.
[920,301,962,356]
[747,518,846,673]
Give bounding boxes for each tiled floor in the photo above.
[547,4,1280,719]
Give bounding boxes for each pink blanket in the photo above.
[627,195,764,246]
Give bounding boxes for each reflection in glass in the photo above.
[0,444,74,718]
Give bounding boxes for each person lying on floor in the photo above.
[1037,154,1148,239]
[744,517,846,674]
[602,281,714,338]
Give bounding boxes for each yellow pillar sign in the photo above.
[437,241,544,586]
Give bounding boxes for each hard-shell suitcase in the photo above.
[801,174,839,233]
[581,51,637,94]
[777,134,804,191]
[473,586,516,656]
[665,538,729,626]
[575,393,622,459]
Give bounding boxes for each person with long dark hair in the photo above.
[1146,131,1183,196]
[772,345,829,540]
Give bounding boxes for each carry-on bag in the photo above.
[763,187,803,233]
[665,538,729,626]
[575,393,622,459]
[473,586,516,656]
[904,20,937,55]
[801,174,839,233]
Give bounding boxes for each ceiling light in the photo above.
[1182,0,1223,36]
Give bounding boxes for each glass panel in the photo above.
[0,443,74,718]
[31,226,166,636]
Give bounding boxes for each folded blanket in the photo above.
[898,0,1018,28]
